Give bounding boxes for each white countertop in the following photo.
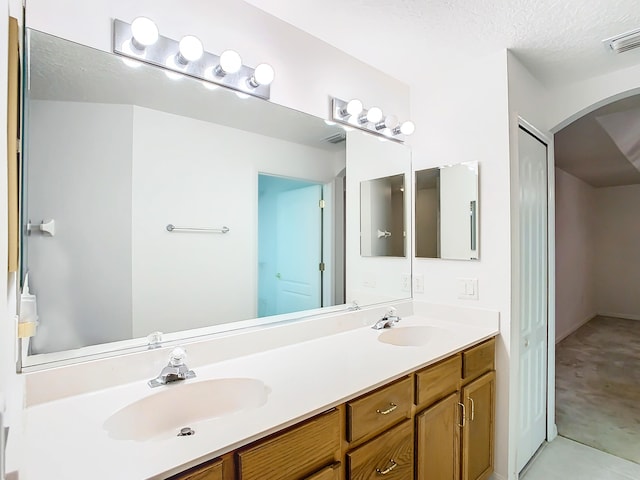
[22,312,498,479]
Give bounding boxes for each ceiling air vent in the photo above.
[603,27,640,54]
[324,132,346,144]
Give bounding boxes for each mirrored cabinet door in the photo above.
[415,162,478,260]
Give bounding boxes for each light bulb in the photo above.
[366,107,383,123]
[177,35,203,63]
[375,114,398,131]
[344,99,363,117]
[252,63,275,86]
[218,50,242,75]
[400,121,415,135]
[131,17,158,49]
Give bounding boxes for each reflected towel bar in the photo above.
[166,224,230,234]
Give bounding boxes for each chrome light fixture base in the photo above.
[113,19,272,99]
[331,98,411,143]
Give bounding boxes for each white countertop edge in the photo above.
[22,307,499,480]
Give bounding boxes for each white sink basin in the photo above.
[104,377,269,441]
[378,326,440,347]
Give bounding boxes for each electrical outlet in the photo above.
[414,274,425,294]
[401,274,411,293]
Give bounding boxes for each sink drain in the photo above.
[177,427,195,437]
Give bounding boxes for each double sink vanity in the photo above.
[22,304,498,480]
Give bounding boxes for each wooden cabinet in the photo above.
[304,463,341,480]
[167,337,496,480]
[347,420,413,480]
[416,393,460,480]
[461,372,496,480]
[347,376,412,444]
[169,459,223,480]
[237,408,341,480]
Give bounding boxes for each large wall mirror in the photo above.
[21,30,412,367]
[415,162,478,260]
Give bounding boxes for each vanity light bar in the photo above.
[331,97,414,143]
[112,18,273,99]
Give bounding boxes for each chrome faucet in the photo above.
[371,307,401,330]
[148,347,196,388]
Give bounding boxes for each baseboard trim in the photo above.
[555,313,597,344]
[597,311,640,321]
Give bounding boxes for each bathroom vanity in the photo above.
[169,338,495,480]
[22,308,498,480]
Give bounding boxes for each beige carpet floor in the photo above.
[556,316,640,464]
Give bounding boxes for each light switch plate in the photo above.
[401,274,411,293]
[457,278,478,300]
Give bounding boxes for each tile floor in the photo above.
[520,436,640,480]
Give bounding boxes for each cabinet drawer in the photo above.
[347,420,413,480]
[415,354,461,408]
[169,459,223,480]
[462,338,495,380]
[237,408,340,480]
[347,376,412,443]
[305,462,341,480]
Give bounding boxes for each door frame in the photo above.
[513,118,557,474]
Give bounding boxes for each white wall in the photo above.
[27,101,134,354]
[554,168,597,342]
[131,106,341,336]
[594,184,640,320]
[411,50,513,479]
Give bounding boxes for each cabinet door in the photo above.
[237,408,341,480]
[347,420,413,480]
[305,462,341,480]
[461,371,495,480]
[170,459,223,480]
[415,392,460,480]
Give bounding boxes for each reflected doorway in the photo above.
[258,174,324,317]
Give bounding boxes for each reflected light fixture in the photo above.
[113,18,275,99]
[248,63,275,87]
[340,99,363,118]
[130,16,158,50]
[215,50,242,76]
[331,97,414,142]
[177,35,204,64]
[366,107,383,124]
[375,115,398,131]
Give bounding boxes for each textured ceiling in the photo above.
[243,0,640,87]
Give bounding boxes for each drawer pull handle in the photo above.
[376,459,397,475]
[376,403,397,415]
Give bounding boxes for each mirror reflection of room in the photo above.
[415,161,479,260]
[360,174,405,257]
[21,29,411,362]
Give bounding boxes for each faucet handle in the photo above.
[169,347,187,366]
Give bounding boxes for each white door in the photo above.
[517,126,548,471]
[275,184,323,315]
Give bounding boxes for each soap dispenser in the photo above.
[18,273,39,338]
